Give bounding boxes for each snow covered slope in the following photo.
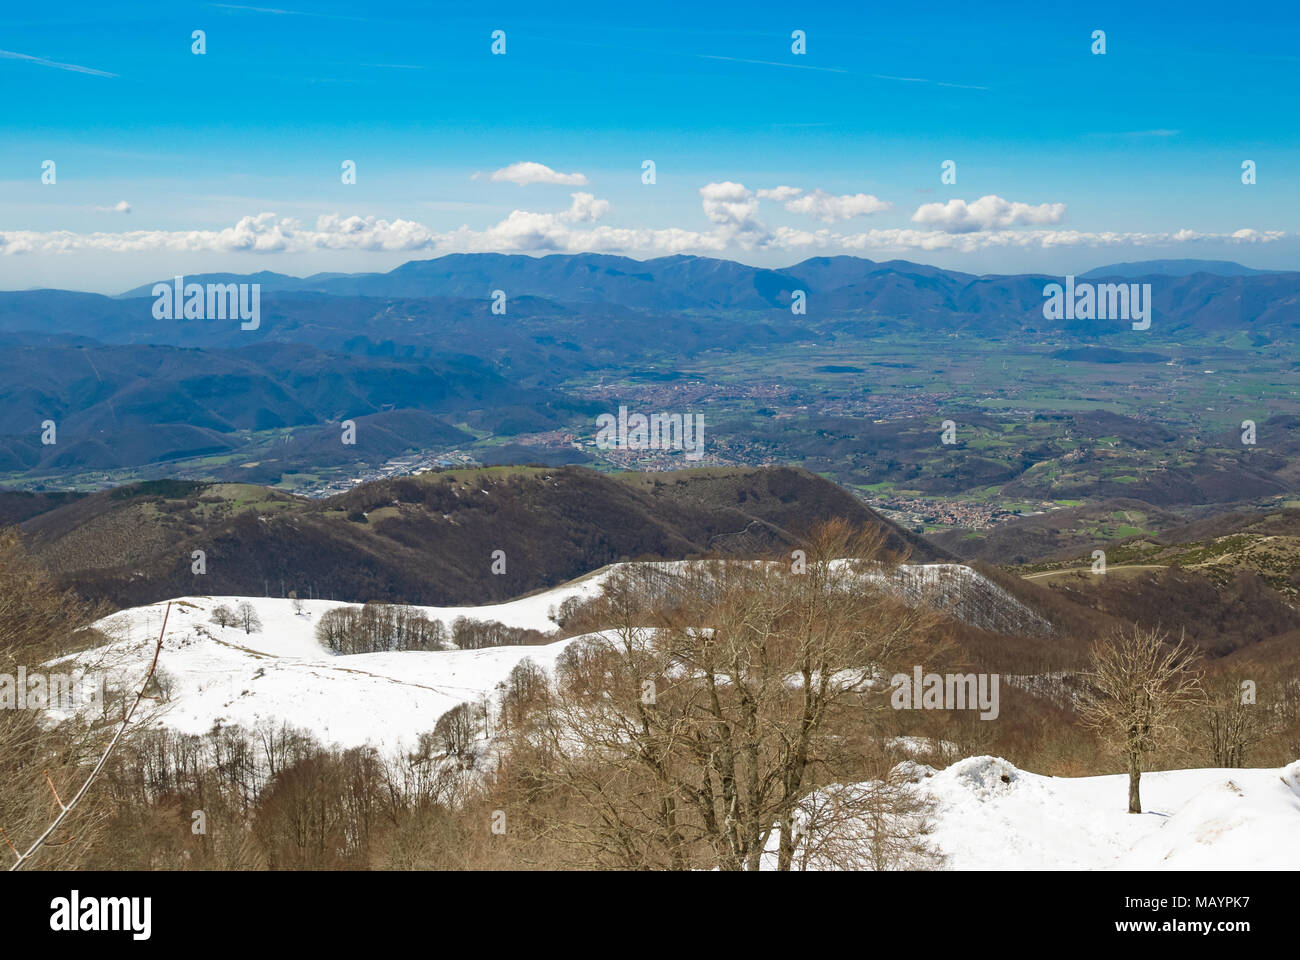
[895,756,1300,870]
[59,593,590,753]
[53,563,1298,870]
[61,558,1048,755]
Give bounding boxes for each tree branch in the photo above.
[8,601,170,871]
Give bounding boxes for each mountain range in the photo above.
[112,254,1286,302]
[2,254,1292,348]
[0,251,1295,499]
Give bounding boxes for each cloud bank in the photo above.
[911,195,1066,233]
[0,183,1282,259]
[759,186,891,223]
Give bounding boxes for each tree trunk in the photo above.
[1127,752,1142,814]
[776,814,795,871]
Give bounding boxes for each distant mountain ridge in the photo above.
[10,253,1295,355]
[117,253,1285,301]
[1079,259,1280,279]
[115,253,979,305]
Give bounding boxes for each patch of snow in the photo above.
[914,756,1300,870]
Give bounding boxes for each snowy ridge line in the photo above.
[49,558,1048,756]
[555,559,1053,636]
[883,563,1053,636]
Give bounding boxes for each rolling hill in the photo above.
[17,465,952,609]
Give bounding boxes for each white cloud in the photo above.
[561,192,610,223]
[699,181,759,224]
[756,185,890,222]
[911,194,1067,233]
[698,181,766,245]
[783,189,891,223]
[92,200,131,214]
[756,185,804,203]
[487,161,588,186]
[829,226,1285,253]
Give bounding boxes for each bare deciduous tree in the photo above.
[434,702,479,759]
[1199,673,1270,768]
[4,579,168,871]
[790,772,944,871]
[1078,626,1202,813]
[501,520,941,870]
[234,602,262,635]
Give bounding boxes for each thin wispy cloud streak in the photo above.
[209,3,368,21]
[871,73,989,91]
[695,54,848,74]
[0,48,116,77]
[524,34,986,89]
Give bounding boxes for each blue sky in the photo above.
[2,0,1297,292]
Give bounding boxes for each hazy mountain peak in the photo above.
[1079,258,1275,279]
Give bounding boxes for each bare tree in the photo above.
[502,520,939,870]
[434,703,478,759]
[144,665,175,703]
[316,604,449,654]
[289,591,304,617]
[501,658,547,732]
[1078,626,1202,813]
[791,772,944,871]
[210,605,236,628]
[234,602,262,635]
[1200,673,1270,768]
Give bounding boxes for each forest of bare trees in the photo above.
[313,603,551,655]
[316,603,448,654]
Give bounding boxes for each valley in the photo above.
[2,256,1294,550]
